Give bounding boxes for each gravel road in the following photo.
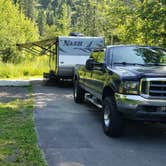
[33,83,166,166]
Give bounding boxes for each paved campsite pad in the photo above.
[0,87,28,103]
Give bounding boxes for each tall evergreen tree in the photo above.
[37,10,45,36]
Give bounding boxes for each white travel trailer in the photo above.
[55,36,104,79]
[17,36,104,82]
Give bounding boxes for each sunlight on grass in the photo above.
[0,56,49,79]
[0,86,46,165]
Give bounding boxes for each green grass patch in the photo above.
[0,87,46,166]
[0,56,49,79]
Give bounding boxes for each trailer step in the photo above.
[85,94,102,109]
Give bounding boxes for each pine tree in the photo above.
[37,10,45,36]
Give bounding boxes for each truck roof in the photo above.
[107,45,163,48]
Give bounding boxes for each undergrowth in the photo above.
[0,56,49,79]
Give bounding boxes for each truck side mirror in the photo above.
[85,58,94,70]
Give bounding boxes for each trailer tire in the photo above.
[43,71,60,86]
[73,80,85,103]
[103,97,124,137]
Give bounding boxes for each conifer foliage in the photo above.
[13,0,166,47]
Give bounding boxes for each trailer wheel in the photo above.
[73,80,85,103]
[43,71,60,86]
[103,97,125,137]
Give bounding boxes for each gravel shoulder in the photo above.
[0,85,46,165]
[0,86,29,103]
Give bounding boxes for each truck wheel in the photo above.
[73,80,85,103]
[103,97,124,137]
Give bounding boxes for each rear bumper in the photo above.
[115,93,166,122]
[43,66,74,80]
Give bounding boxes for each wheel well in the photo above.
[102,86,115,100]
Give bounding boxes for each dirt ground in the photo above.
[0,87,28,103]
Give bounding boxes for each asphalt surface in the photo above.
[33,83,166,166]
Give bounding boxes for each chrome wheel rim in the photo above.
[104,105,111,127]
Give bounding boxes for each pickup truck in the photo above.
[73,45,166,137]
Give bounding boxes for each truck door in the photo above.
[79,65,92,89]
[80,50,100,91]
[90,49,106,99]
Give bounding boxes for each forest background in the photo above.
[0,0,166,78]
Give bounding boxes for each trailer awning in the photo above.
[16,38,58,56]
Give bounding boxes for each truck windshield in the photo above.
[111,46,166,66]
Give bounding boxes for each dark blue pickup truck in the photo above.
[73,45,166,137]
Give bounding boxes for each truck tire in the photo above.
[73,80,85,103]
[103,97,124,137]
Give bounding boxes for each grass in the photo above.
[0,56,49,79]
[0,86,46,166]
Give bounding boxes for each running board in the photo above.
[85,94,102,109]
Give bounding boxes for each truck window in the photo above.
[97,51,105,63]
[112,46,166,65]
[90,51,98,60]
[90,50,105,63]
